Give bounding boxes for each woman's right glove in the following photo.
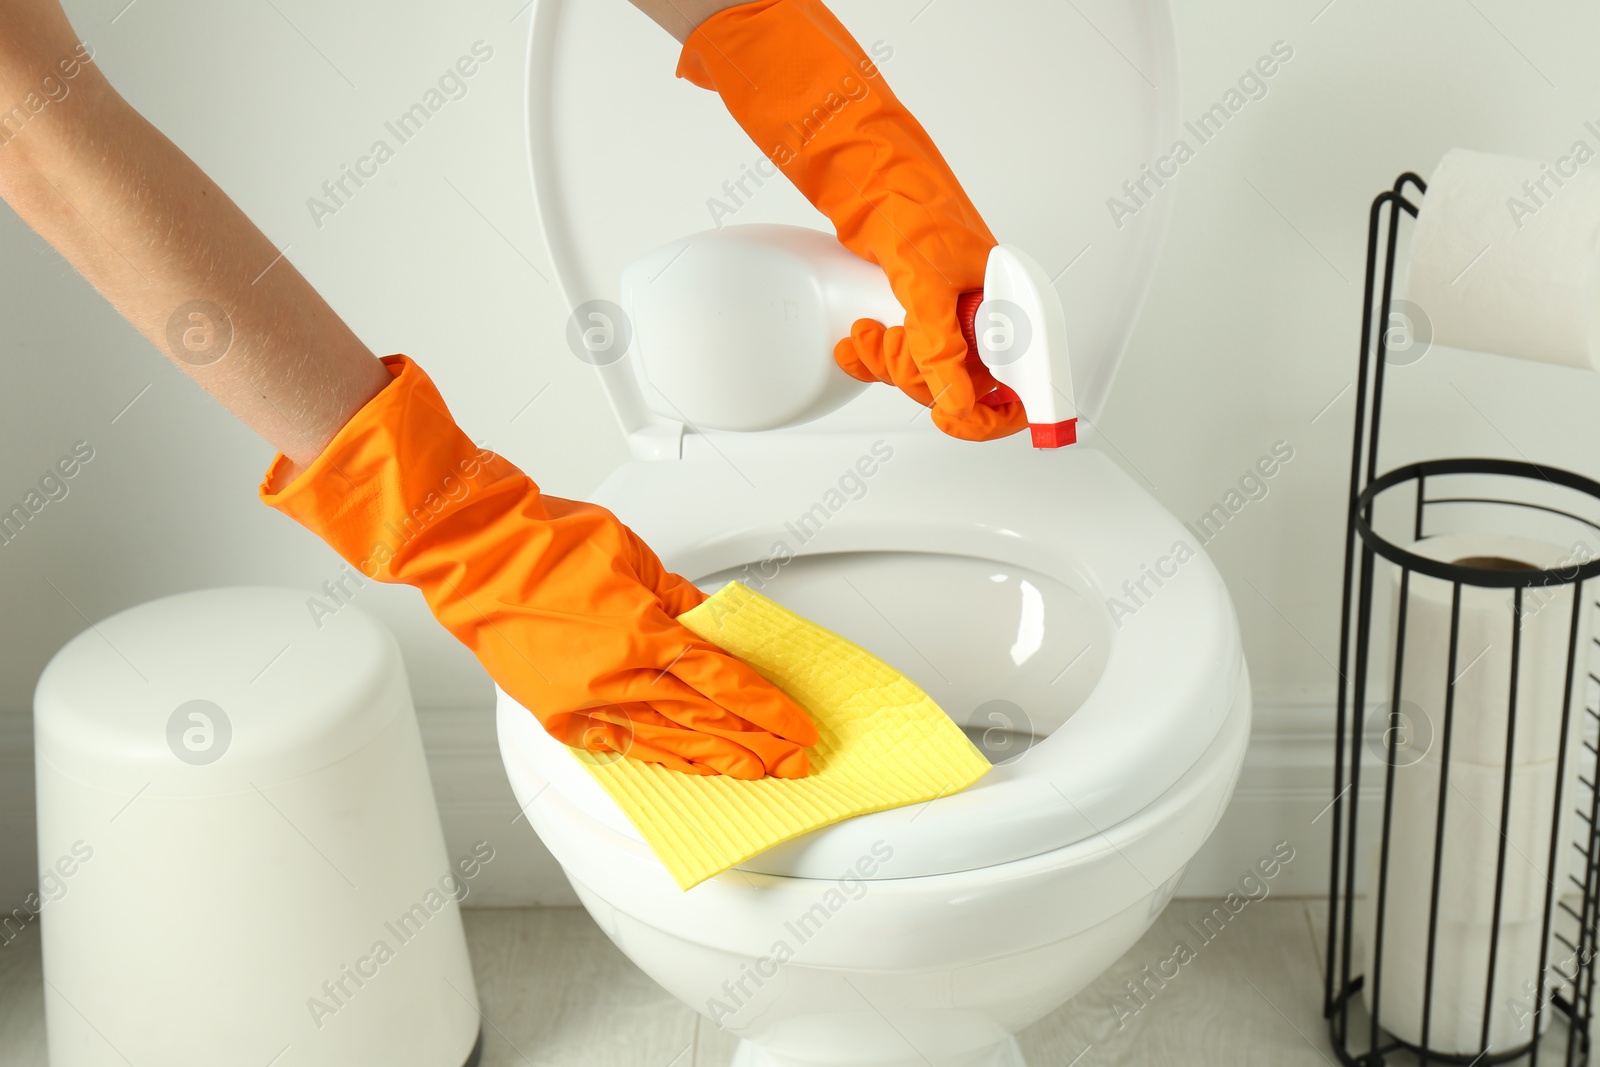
[677,0,1028,443]
[259,355,820,780]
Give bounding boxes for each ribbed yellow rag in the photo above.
[569,581,992,890]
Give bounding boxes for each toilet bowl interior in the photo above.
[696,550,1111,764]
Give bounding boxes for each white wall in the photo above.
[4,0,1600,910]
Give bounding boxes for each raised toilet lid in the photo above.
[527,0,1181,444]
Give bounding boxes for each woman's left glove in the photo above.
[260,355,819,780]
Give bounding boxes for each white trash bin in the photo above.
[33,586,483,1066]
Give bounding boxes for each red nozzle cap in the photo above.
[1030,419,1078,449]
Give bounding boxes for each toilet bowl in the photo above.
[497,430,1250,1066]
[503,3,1247,1062]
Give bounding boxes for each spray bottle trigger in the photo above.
[957,289,1021,408]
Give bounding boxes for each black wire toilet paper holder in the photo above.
[1325,171,1600,1065]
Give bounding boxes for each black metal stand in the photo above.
[1325,173,1600,1064]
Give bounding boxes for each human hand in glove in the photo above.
[675,0,1028,442]
[261,356,820,780]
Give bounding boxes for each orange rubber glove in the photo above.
[678,0,1027,443]
[260,356,819,779]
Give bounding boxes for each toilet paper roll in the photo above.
[1359,890,1550,1054]
[1404,148,1600,368]
[1379,754,1562,926]
[1358,531,1587,1054]
[1388,534,1581,768]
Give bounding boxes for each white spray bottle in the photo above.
[618,223,1077,449]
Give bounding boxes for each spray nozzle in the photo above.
[960,246,1079,449]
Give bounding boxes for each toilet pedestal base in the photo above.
[728,1034,1026,1067]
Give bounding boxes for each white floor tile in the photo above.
[463,907,698,1067]
[0,923,47,1067]
[0,899,1348,1067]
[1017,898,1334,1067]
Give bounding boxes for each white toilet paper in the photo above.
[1359,892,1548,1054]
[1404,148,1600,368]
[1358,533,1587,1054]
[1380,755,1562,926]
[1359,758,1571,1056]
[1389,534,1580,767]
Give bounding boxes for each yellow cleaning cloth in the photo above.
[569,581,992,889]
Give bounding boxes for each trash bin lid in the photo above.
[34,586,408,796]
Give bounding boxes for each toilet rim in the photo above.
[496,666,1250,968]
[501,434,1247,880]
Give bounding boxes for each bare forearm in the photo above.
[0,0,389,471]
[625,0,750,42]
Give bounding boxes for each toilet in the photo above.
[498,3,1250,1065]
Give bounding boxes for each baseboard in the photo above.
[0,699,1366,911]
[0,708,36,912]
[414,704,581,907]
[0,702,584,913]
[1184,697,1346,898]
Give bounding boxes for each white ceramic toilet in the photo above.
[498,3,1250,1064]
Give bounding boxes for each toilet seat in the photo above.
[499,673,1248,965]
[500,427,1245,881]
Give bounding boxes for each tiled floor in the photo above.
[0,897,1347,1065]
